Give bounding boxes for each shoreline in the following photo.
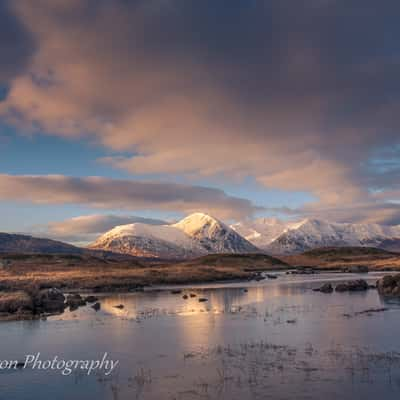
[1,269,397,322]
[1,250,400,322]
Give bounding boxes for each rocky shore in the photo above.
[313,279,372,293]
[0,288,101,321]
[313,274,400,298]
[1,252,399,321]
[0,288,65,321]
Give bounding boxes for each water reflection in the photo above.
[1,272,400,399]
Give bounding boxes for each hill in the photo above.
[180,253,289,270]
[281,246,400,270]
[0,232,83,255]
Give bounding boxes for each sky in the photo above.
[0,0,400,244]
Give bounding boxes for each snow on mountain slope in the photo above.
[90,213,259,258]
[89,213,400,257]
[265,219,400,254]
[89,223,206,259]
[231,218,294,248]
[173,213,259,253]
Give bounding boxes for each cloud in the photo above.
[0,1,399,221]
[0,174,259,219]
[271,201,400,226]
[0,1,34,86]
[41,214,166,243]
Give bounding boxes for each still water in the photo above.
[1,272,400,399]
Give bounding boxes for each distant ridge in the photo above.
[0,232,83,255]
[232,218,400,255]
[0,232,137,261]
[282,246,400,270]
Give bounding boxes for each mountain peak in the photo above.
[178,212,221,225]
[173,212,223,236]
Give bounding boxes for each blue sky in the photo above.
[0,126,313,235]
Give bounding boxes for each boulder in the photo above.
[66,294,86,311]
[92,302,101,311]
[254,273,265,281]
[84,295,98,303]
[335,283,349,292]
[34,288,65,314]
[377,274,400,296]
[314,283,333,293]
[335,279,369,293]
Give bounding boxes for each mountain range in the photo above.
[232,217,400,254]
[91,213,400,257]
[1,213,400,258]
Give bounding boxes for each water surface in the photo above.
[1,272,400,399]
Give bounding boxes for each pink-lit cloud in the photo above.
[1,0,400,223]
[0,174,259,220]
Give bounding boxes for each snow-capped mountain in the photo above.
[90,213,258,258]
[89,222,206,259]
[258,219,400,254]
[173,213,258,253]
[231,218,294,249]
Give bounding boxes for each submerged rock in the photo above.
[335,280,369,292]
[377,274,400,296]
[198,298,208,302]
[343,265,369,273]
[295,267,318,275]
[114,304,124,309]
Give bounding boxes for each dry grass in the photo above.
[1,248,398,293]
[0,253,278,291]
[281,247,400,270]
